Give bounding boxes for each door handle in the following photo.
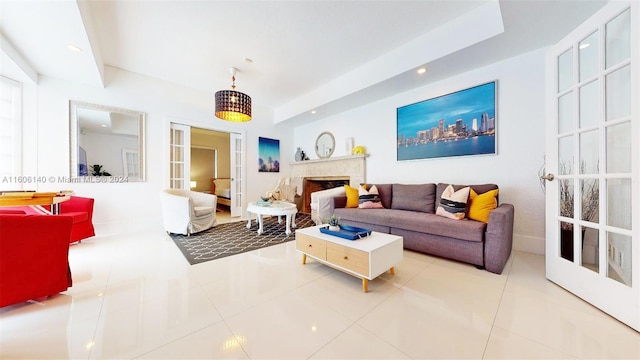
[540,173,555,181]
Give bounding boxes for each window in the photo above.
[0,76,22,190]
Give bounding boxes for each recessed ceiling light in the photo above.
[579,43,590,50]
[100,124,107,128]
[417,67,427,74]
[66,44,83,52]
[311,110,317,114]
[244,58,253,63]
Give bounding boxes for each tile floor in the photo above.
[1,215,639,359]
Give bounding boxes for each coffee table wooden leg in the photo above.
[390,267,395,275]
[301,254,307,264]
[246,211,252,229]
[362,278,368,293]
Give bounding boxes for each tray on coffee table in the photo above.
[319,224,372,240]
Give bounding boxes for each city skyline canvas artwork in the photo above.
[397,81,497,161]
[258,137,280,172]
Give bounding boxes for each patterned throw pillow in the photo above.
[358,185,384,209]
[436,184,470,220]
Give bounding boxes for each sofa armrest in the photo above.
[312,187,346,224]
[484,203,514,274]
[190,191,217,209]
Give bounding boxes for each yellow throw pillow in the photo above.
[468,189,499,223]
[344,185,359,208]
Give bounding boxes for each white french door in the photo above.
[544,1,638,331]
[230,132,244,217]
[169,123,191,189]
[169,122,245,217]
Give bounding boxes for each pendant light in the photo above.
[215,67,252,122]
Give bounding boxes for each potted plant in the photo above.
[327,214,341,232]
[90,164,111,176]
[559,161,599,261]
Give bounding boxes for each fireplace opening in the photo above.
[302,177,350,213]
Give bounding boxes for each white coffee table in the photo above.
[295,225,403,292]
[246,201,297,235]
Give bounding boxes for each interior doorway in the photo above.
[169,122,244,218]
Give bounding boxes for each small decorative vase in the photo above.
[328,225,340,232]
[295,147,303,161]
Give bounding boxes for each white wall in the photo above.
[294,48,548,254]
[18,66,293,232]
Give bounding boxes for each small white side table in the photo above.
[246,201,297,235]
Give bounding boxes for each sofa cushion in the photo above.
[344,185,359,208]
[371,184,393,209]
[335,208,486,242]
[468,188,499,223]
[393,212,486,242]
[62,211,89,223]
[436,185,470,220]
[358,185,384,208]
[334,208,397,228]
[391,183,436,213]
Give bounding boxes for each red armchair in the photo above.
[0,214,73,308]
[43,196,95,243]
[58,196,95,243]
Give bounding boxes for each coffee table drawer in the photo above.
[296,233,326,260]
[326,242,369,277]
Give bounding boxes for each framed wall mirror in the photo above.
[315,131,335,158]
[70,101,146,181]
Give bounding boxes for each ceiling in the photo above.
[0,0,607,125]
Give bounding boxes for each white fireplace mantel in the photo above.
[290,154,367,187]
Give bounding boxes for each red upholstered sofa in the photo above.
[0,214,73,307]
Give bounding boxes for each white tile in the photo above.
[3,226,639,360]
[137,322,249,359]
[310,324,410,359]
[357,288,493,359]
[484,326,576,359]
[224,290,353,359]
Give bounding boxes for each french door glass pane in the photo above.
[607,178,632,230]
[579,130,599,174]
[580,178,599,223]
[582,226,599,273]
[560,221,574,261]
[606,121,631,173]
[558,49,573,92]
[558,136,573,175]
[579,81,599,128]
[607,232,632,287]
[606,65,631,121]
[560,179,574,218]
[605,9,630,68]
[579,31,599,81]
[558,92,574,133]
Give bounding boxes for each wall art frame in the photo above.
[396,80,497,161]
[258,137,280,172]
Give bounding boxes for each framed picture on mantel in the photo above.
[258,137,280,172]
[396,80,497,161]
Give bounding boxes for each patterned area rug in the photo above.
[170,213,315,265]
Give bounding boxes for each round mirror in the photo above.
[315,131,335,158]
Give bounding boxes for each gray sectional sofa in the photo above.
[325,183,514,274]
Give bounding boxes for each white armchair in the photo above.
[160,189,217,235]
[310,187,346,225]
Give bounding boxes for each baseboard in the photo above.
[513,233,545,255]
